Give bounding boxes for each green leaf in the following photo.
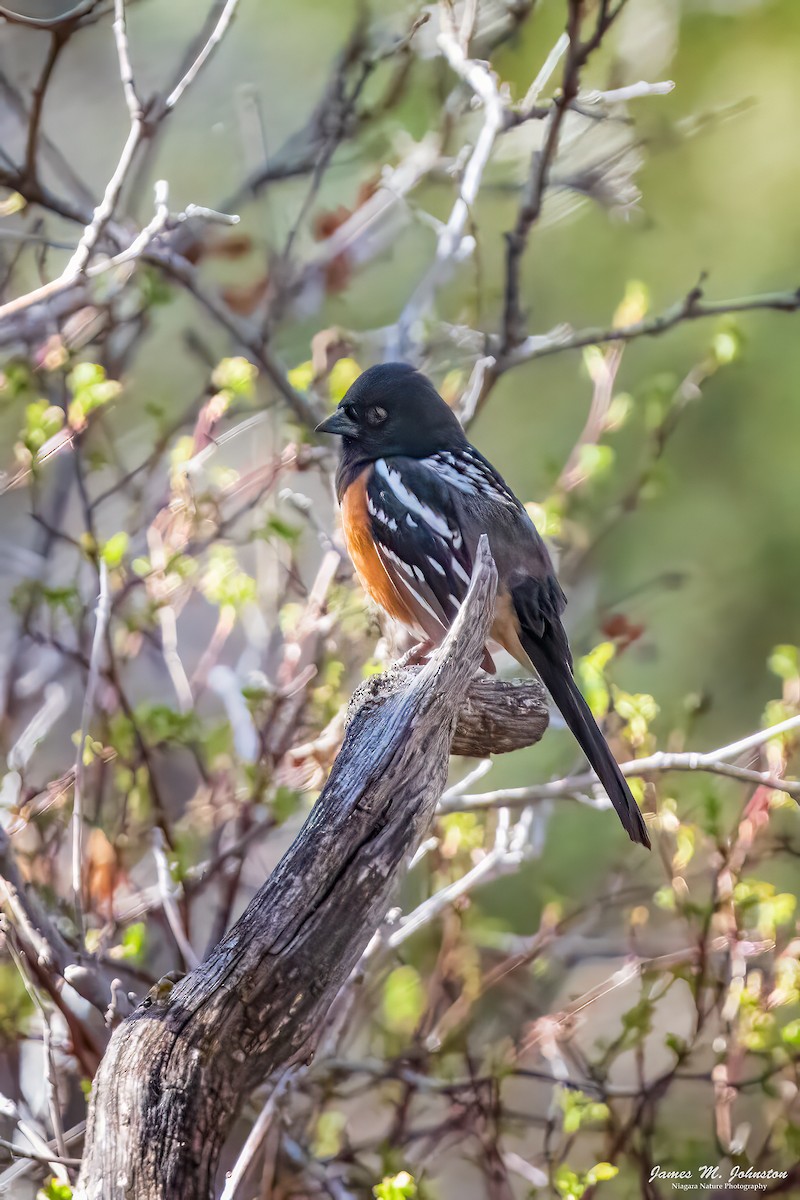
[613,279,650,326]
[768,644,799,681]
[587,1162,619,1184]
[288,360,314,391]
[135,704,200,748]
[711,322,743,366]
[374,1171,417,1200]
[37,1181,73,1200]
[559,1088,610,1134]
[201,545,256,613]
[67,362,121,428]
[211,356,257,398]
[673,825,696,871]
[68,362,105,392]
[614,689,659,746]
[20,398,65,453]
[576,442,615,483]
[554,1164,585,1200]
[576,641,616,719]
[665,1032,687,1058]
[382,965,425,1035]
[101,531,129,569]
[113,922,146,963]
[312,1109,347,1158]
[257,514,302,544]
[781,1019,800,1048]
[329,357,361,403]
[605,392,632,431]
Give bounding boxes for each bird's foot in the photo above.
[398,639,435,668]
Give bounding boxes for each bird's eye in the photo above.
[366,406,388,427]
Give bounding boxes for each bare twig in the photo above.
[557,341,624,491]
[396,4,505,353]
[499,279,800,368]
[23,31,65,182]
[443,712,800,813]
[0,0,244,322]
[451,278,800,419]
[72,559,111,927]
[219,1070,295,1200]
[112,0,141,120]
[502,0,630,350]
[162,0,241,112]
[0,1,98,28]
[0,1094,70,1186]
[152,829,200,970]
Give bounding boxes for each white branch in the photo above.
[442,714,800,813]
[583,80,675,105]
[152,829,200,971]
[395,9,506,348]
[163,0,242,111]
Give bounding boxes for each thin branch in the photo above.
[0,1,98,28]
[0,1137,81,1168]
[450,278,800,420]
[112,0,141,120]
[583,79,675,105]
[152,829,200,970]
[387,809,527,948]
[0,1094,70,1187]
[499,279,800,367]
[396,4,506,352]
[219,1070,294,1200]
[146,245,322,427]
[0,0,243,316]
[4,940,69,1161]
[501,0,630,350]
[64,119,142,277]
[443,713,800,813]
[162,0,241,112]
[519,32,569,115]
[24,31,64,182]
[0,841,73,978]
[72,559,111,928]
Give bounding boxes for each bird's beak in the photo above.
[315,408,359,438]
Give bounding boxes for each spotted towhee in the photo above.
[317,362,650,848]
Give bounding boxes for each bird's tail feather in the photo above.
[520,632,651,848]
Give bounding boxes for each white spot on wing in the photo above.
[423,450,517,507]
[379,547,446,628]
[451,558,471,585]
[375,459,455,541]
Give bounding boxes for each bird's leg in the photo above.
[398,638,435,667]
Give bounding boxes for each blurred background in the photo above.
[1,1,799,1197]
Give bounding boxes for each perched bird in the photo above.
[317,363,650,848]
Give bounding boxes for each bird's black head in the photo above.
[316,363,467,478]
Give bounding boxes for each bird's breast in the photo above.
[341,469,416,627]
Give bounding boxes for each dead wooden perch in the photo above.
[75,539,548,1200]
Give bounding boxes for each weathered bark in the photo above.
[75,541,547,1200]
[352,666,548,757]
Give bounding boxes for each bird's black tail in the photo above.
[519,631,651,848]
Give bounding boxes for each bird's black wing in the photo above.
[438,449,651,850]
[365,456,476,644]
